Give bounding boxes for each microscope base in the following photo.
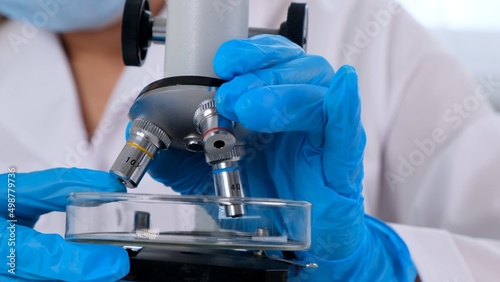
[122,247,289,282]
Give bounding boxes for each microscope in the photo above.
[110,0,308,218]
[65,1,314,281]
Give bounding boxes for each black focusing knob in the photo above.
[122,0,153,66]
[279,3,308,49]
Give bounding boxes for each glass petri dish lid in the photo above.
[65,193,311,251]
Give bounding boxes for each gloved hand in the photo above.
[0,168,130,281]
[147,35,416,281]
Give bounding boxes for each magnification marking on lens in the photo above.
[126,141,155,160]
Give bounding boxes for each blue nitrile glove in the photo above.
[147,35,417,281]
[0,168,130,281]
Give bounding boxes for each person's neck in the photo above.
[60,22,125,140]
[61,21,123,64]
[60,1,166,139]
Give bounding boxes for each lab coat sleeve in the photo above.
[373,2,500,240]
[391,223,500,282]
[330,0,500,279]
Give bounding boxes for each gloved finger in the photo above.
[147,148,213,195]
[0,168,126,221]
[215,55,334,122]
[217,83,328,137]
[214,35,305,80]
[322,65,366,199]
[0,222,129,281]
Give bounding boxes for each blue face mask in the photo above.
[0,0,126,32]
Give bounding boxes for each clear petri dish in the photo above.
[65,193,311,251]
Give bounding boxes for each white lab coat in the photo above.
[1,0,500,280]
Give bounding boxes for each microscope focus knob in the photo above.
[122,0,153,66]
[279,3,308,49]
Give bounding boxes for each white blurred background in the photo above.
[400,0,500,110]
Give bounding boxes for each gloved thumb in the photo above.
[322,65,366,200]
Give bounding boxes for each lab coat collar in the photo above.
[0,20,165,170]
[0,20,86,168]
